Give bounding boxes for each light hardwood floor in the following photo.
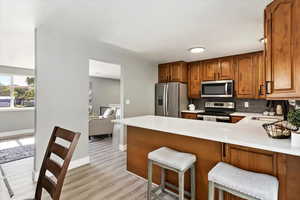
[2,138,150,200]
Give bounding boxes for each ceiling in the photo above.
[89,59,121,79]
[1,0,272,64]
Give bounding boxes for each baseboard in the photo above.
[119,144,127,151]
[32,156,90,182]
[68,156,90,170]
[0,129,34,139]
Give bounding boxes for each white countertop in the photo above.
[115,114,300,157]
[181,110,204,114]
[230,112,283,119]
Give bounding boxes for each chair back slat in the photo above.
[50,143,68,160]
[55,128,75,142]
[41,176,56,198]
[35,126,80,200]
[45,158,62,179]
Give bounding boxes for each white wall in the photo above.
[35,26,157,172]
[0,65,35,133]
[0,110,34,133]
[0,29,35,69]
[90,77,120,115]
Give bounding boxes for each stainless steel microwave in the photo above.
[201,80,234,98]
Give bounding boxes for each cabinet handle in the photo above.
[266,81,272,94]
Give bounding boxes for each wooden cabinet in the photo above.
[221,144,300,200]
[230,116,244,123]
[255,52,266,99]
[234,53,256,98]
[203,60,219,81]
[222,144,277,200]
[158,61,188,83]
[203,58,233,81]
[188,62,203,98]
[219,57,234,80]
[158,63,170,83]
[128,126,300,200]
[181,112,198,119]
[265,0,300,99]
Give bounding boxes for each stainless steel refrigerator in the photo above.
[155,82,188,117]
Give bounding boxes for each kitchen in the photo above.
[116,0,300,200]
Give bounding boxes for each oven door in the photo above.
[201,80,233,97]
[197,114,231,123]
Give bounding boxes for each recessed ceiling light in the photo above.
[188,47,206,54]
[259,38,266,44]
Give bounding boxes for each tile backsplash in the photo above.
[190,98,268,113]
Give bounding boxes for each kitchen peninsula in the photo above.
[116,115,300,200]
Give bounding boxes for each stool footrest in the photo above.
[150,185,183,200]
[165,182,191,197]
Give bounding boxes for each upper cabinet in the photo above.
[265,0,300,99]
[188,62,203,99]
[219,57,234,80]
[255,52,266,99]
[235,52,264,99]
[203,57,234,81]
[158,61,188,83]
[203,60,219,81]
[158,63,170,83]
[235,54,256,98]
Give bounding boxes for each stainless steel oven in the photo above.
[201,80,234,98]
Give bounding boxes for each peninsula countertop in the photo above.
[114,115,300,157]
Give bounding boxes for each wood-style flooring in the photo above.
[1,138,150,200]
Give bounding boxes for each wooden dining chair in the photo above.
[30,126,80,200]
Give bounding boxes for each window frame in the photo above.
[0,73,35,110]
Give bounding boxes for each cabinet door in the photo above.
[169,62,188,83]
[203,60,219,81]
[188,62,202,98]
[158,64,170,83]
[181,112,197,119]
[255,52,266,99]
[235,55,256,98]
[223,144,277,200]
[218,57,233,80]
[265,0,300,98]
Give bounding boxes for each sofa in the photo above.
[89,108,115,136]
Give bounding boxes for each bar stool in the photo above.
[147,147,196,200]
[208,162,279,200]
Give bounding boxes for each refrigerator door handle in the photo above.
[165,84,168,116]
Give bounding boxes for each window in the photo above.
[0,74,35,108]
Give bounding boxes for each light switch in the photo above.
[125,99,130,105]
[244,102,249,108]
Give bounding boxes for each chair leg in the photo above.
[208,181,215,200]
[160,168,166,192]
[147,160,153,200]
[219,189,224,200]
[190,164,196,200]
[178,171,185,200]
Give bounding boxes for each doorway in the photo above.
[88,59,122,151]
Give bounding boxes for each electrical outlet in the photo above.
[244,102,249,108]
[125,99,130,105]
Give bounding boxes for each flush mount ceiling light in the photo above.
[188,47,206,54]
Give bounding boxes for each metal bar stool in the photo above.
[147,147,196,200]
[208,162,279,200]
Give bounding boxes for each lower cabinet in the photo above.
[230,116,244,123]
[128,126,300,200]
[222,144,300,200]
[181,112,198,119]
